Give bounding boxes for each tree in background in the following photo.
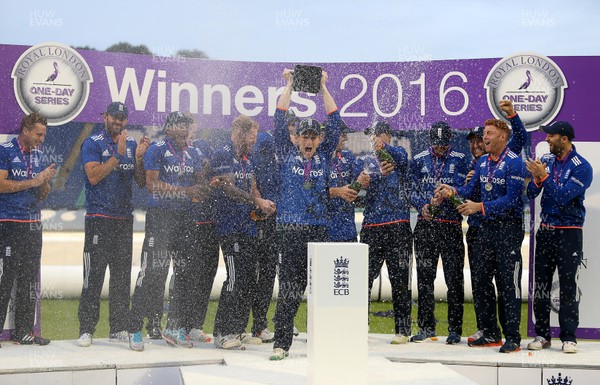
[176,48,209,59]
[106,42,152,55]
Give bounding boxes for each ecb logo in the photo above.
[485,52,567,131]
[333,257,349,296]
[11,42,94,126]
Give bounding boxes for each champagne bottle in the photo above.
[349,180,362,192]
[448,193,464,208]
[376,148,396,166]
[249,208,268,221]
[428,203,439,218]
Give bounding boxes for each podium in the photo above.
[307,242,369,385]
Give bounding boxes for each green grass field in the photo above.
[41,299,529,340]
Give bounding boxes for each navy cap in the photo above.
[163,111,194,129]
[430,121,452,146]
[105,101,128,118]
[466,126,484,141]
[540,121,575,140]
[297,118,323,135]
[364,121,392,136]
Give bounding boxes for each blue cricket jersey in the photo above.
[273,108,340,226]
[457,147,527,222]
[527,146,593,228]
[327,149,360,240]
[357,143,411,226]
[467,113,528,227]
[81,130,138,219]
[144,137,200,211]
[0,138,49,221]
[211,140,257,236]
[410,147,468,223]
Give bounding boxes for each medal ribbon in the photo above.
[166,140,187,174]
[486,147,509,188]
[553,149,572,184]
[430,147,449,184]
[16,138,33,178]
[303,158,312,187]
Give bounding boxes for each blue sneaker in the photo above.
[410,330,438,343]
[162,328,193,348]
[446,332,461,345]
[128,331,144,352]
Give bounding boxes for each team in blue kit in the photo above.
[8,71,594,359]
[0,112,56,346]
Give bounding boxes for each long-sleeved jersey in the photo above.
[274,108,340,226]
[410,147,469,223]
[456,147,527,222]
[357,144,411,226]
[527,145,593,228]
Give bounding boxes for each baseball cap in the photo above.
[364,121,392,136]
[539,121,575,140]
[105,101,128,118]
[430,121,452,146]
[163,111,194,129]
[466,126,484,141]
[296,118,323,136]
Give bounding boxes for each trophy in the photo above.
[292,65,322,94]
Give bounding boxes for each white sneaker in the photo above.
[293,326,300,336]
[527,336,551,350]
[78,333,92,347]
[254,329,274,343]
[214,334,242,349]
[240,333,262,345]
[562,341,578,354]
[269,348,289,361]
[390,334,409,344]
[189,328,212,343]
[109,330,128,343]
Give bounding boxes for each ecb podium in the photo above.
[307,242,369,385]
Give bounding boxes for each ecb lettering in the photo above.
[334,289,349,296]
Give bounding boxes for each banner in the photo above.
[2,42,599,142]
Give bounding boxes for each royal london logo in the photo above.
[11,42,94,126]
[485,52,567,131]
[546,372,573,385]
[333,257,349,296]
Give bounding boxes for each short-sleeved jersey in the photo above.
[80,130,138,218]
[143,137,200,211]
[211,141,257,236]
[0,138,49,221]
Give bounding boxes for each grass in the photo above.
[41,299,529,340]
